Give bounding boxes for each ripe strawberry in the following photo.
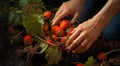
[47,39,54,44]
[60,36,68,44]
[60,20,69,29]
[67,28,74,36]
[52,34,58,41]
[98,52,107,61]
[54,26,64,37]
[44,10,52,19]
[76,63,84,66]
[43,23,49,32]
[51,25,59,32]
[23,35,33,45]
[8,26,14,33]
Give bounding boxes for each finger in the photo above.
[70,12,80,24]
[66,28,82,47]
[55,6,63,16]
[72,39,88,53]
[78,40,93,53]
[52,10,62,25]
[67,31,86,51]
[65,38,72,47]
[71,27,77,34]
[69,27,82,41]
[52,9,68,25]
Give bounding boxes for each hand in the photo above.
[52,0,85,25]
[66,18,104,53]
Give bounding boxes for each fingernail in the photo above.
[52,23,54,25]
[72,51,76,53]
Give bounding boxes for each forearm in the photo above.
[93,0,120,29]
[70,0,85,6]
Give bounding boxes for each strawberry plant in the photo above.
[2,0,119,66]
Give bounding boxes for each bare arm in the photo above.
[66,0,120,53]
[93,0,120,29]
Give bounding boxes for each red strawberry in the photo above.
[67,28,74,36]
[52,34,58,41]
[60,36,68,44]
[44,10,52,19]
[60,20,69,29]
[23,35,33,45]
[43,23,49,32]
[76,63,84,66]
[8,26,14,33]
[98,52,107,61]
[47,39,54,44]
[52,25,59,32]
[54,26,64,37]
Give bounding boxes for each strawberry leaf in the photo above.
[22,14,44,36]
[19,0,28,8]
[45,46,62,65]
[84,56,95,66]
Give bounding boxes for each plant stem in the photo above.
[35,35,55,46]
[106,49,120,55]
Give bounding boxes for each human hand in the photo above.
[52,0,85,25]
[66,18,104,53]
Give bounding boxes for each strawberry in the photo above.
[47,39,54,44]
[52,34,58,41]
[76,63,84,66]
[67,27,74,36]
[60,20,69,29]
[44,10,52,19]
[98,52,107,61]
[43,23,49,32]
[8,26,14,33]
[54,26,64,37]
[60,36,68,44]
[51,25,59,32]
[23,35,33,45]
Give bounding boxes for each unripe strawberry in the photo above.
[23,35,33,45]
[60,20,69,29]
[44,10,52,19]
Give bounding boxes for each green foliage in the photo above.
[45,46,62,65]
[22,14,44,36]
[38,39,48,54]
[19,0,28,8]
[84,56,95,66]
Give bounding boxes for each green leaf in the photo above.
[22,14,44,36]
[19,0,28,8]
[45,46,62,65]
[8,11,16,22]
[84,56,95,66]
[37,39,48,53]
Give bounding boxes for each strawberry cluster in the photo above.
[43,10,75,46]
